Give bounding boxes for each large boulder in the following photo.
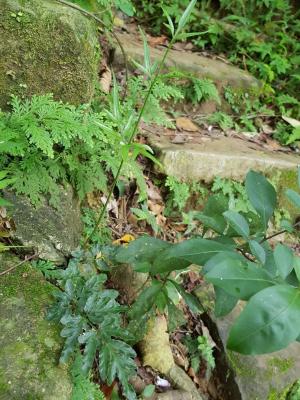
[0,253,72,399]
[0,0,100,109]
[216,303,300,399]
[4,185,82,264]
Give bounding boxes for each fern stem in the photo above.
[84,38,176,246]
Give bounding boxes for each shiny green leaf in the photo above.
[227,285,300,354]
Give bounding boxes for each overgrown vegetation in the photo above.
[2,0,300,399]
[133,0,300,143]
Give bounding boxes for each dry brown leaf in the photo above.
[176,117,199,132]
[146,180,162,201]
[100,67,112,94]
[148,35,168,47]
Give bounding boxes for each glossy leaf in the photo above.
[249,240,266,264]
[152,238,232,273]
[223,210,250,238]
[194,194,228,234]
[115,236,170,272]
[203,251,244,274]
[214,286,238,317]
[274,243,294,279]
[285,189,300,209]
[205,258,275,300]
[245,170,277,229]
[227,285,300,354]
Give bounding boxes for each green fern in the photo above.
[71,353,105,400]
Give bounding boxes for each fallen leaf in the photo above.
[100,67,112,94]
[148,35,168,47]
[176,117,199,132]
[146,180,162,201]
[113,234,135,245]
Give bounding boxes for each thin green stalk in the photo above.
[84,37,176,246]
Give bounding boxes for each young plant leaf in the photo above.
[245,170,277,229]
[205,258,275,300]
[249,240,266,264]
[214,286,238,317]
[285,189,300,209]
[223,210,250,239]
[176,0,197,35]
[274,243,294,279]
[227,285,300,354]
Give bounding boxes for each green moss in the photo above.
[271,169,299,222]
[267,357,295,374]
[227,351,256,378]
[0,0,101,109]
[0,253,72,399]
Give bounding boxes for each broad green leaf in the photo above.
[274,243,294,279]
[245,171,277,229]
[115,236,170,272]
[115,0,135,16]
[223,210,250,238]
[128,280,164,319]
[152,238,232,273]
[205,258,275,300]
[203,251,245,275]
[214,286,238,317]
[227,285,300,354]
[249,240,266,264]
[155,287,168,312]
[168,279,203,313]
[98,339,137,400]
[194,194,228,234]
[294,256,300,282]
[285,189,300,209]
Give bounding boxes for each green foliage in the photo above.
[47,246,137,399]
[81,208,112,245]
[119,168,300,355]
[0,170,15,207]
[134,0,300,143]
[183,334,215,373]
[71,353,105,400]
[131,203,161,234]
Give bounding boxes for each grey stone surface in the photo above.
[217,303,300,399]
[114,32,260,92]
[4,186,82,264]
[0,0,100,109]
[149,135,299,183]
[0,253,72,399]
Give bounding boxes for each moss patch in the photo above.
[0,253,72,399]
[0,0,100,109]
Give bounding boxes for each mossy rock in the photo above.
[0,0,101,109]
[0,253,72,399]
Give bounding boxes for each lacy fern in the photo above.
[0,94,148,206]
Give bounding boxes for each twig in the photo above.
[260,220,300,244]
[0,253,37,277]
